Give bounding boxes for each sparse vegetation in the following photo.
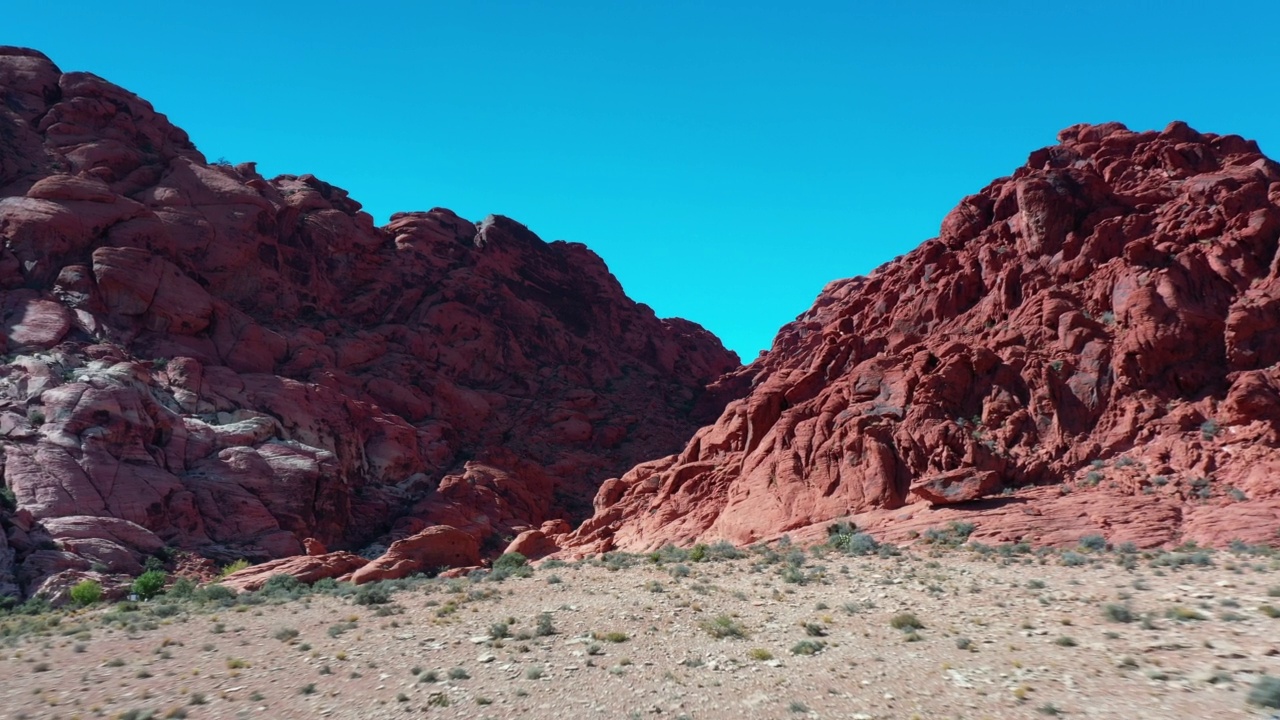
[700,614,747,639]
[0,522,1265,717]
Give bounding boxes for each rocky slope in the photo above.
[0,47,740,600]
[560,121,1280,555]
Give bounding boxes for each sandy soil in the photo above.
[2,543,1279,719]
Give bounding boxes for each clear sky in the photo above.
[7,2,1280,359]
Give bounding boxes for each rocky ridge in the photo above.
[0,47,740,600]
[558,120,1280,556]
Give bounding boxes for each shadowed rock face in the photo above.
[0,47,741,599]
[560,120,1280,556]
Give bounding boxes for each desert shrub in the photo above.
[890,613,923,631]
[706,540,746,560]
[846,533,881,555]
[1103,604,1134,623]
[700,614,747,639]
[1060,551,1088,567]
[1200,419,1220,440]
[1165,606,1206,621]
[220,559,250,578]
[535,612,555,636]
[790,639,824,655]
[194,584,236,604]
[493,552,528,571]
[259,574,305,599]
[353,582,391,605]
[1248,675,1280,709]
[132,570,166,600]
[922,521,976,547]
[0,486,16,511]
[167,577,196,600]
[650,545,690,564]
[1078,534,1107,551]
[780,566,806,584]
[70,580,103,606]
[802,622,827,637]
[312,577,341,593]
[150,603,180,618]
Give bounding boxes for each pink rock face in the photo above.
[348,525,480,584]
[560,120,1280,555]
[218,551,369,593]
[0,47,741,598]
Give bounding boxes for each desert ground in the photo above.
[2,536,1280,720]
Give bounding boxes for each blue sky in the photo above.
[8,2,1279,359]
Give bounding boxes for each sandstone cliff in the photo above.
[561,121,1280,555]
[0,47,740,599]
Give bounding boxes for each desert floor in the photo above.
[2,539,1280,720]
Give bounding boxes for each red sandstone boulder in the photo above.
[911,470,1002,505]
[503,529,560,561]
[218,551,368,593]
[561,120,1280,555]
[348,526,480,584]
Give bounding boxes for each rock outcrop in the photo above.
[561,121,1280,554]
[0,47,740,599]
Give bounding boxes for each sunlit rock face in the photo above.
[0,46,741,598]
[560,121,1280,556]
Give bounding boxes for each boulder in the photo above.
[349,526,480,584]
[219,551,368,593]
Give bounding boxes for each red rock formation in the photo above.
[561,120,1280,554]
[219,551,368,593]
[348,525,479,584]
[0,47,740,599]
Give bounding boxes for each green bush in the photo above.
[492,552,528,571]
[131,570,166,600]
[0,486,16,511]
[70,580,103,605]
[219,559,250,577]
